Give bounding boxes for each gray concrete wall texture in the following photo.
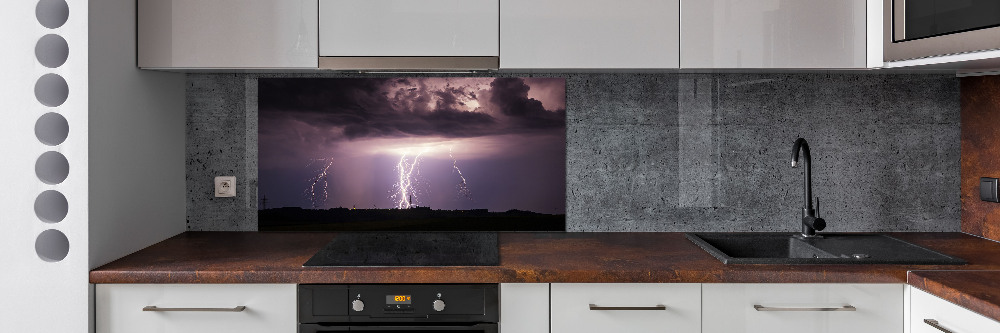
[186,73,960,232]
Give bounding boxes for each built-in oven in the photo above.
[299,284,498,333]
[884,0,1000,61]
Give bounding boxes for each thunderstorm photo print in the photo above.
[258,77,566,231]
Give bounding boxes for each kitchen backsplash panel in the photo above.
[960,75,1000,241]
[187,73,960,232]
[257,77,567,232]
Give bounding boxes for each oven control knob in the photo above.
[352,299,365,312]
[432,299,446,312]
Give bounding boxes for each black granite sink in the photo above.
[686,233,966,265]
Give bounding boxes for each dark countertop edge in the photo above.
[86,232,983,286]
[908,270,1000,324]
[87,232,1000,322]
[89,269,910,284]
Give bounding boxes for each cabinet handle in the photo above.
[589,304,667,311]
[753,305,856,312]
[143,306,247,312]
[924,319,955,333]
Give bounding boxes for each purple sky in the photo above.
[258,77,566,214]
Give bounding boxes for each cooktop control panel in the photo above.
[299,284,498,323]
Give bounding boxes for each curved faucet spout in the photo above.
[791,138,824,237]
[791,138,811,210]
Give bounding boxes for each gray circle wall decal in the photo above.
[35,112,69,146]
[35,229,69,262]
[34,190,69,223]
[35,34,69,68]
[34,73,69,107]
[36,0,69,29]
[35,151,69,185]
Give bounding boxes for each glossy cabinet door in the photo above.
[500,0,680,69]
[681,0,869,68]
[500,284,549,333]
[96,284,297,333]
[702,283,903,333]
[550,283,701,333]
[911,287,1000,333]
[138,0,318,69]
[319,0,499,57]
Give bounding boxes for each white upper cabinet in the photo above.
[135,0,886,70]
[681,0,874,68]
[500,0,680,69]
[138,0,318,69]
[319,0,499,57]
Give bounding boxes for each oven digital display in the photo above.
[386,295,412,304]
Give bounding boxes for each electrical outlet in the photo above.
[215,176,236,198]
[982,177,999,202]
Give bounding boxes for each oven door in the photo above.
[885,0,1000,61]
[300,323,498,333]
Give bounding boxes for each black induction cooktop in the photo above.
[303,232,500,267]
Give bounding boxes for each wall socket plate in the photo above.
[215,176,236,198]
[981,177,999,203]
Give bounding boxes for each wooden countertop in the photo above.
[908,270,1000,323]
[90,231,1000,284]
[90,231,1000,322]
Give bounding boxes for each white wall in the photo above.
[0,0,90,331]
[0,0,185,331]
[88,0,186,271]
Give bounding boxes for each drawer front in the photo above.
[702,283,903,333]
[550,283,701,333]
[911,288,1000,333]
[96,284,296,333]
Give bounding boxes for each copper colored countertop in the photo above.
[91,232,1000,284]
[908,270,1000,323]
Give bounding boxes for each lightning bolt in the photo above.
[304,158,334,209]
[392,151,425,209]
[450,148,473,201]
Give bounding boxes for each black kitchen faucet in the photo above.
[791,138,826,238]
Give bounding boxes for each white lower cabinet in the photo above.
[96,284,297,333]
[500,283,549,333]
[98,282,1000,333]
[550,283,702,333]
[702,283,903,333]
[910,287,1000,333]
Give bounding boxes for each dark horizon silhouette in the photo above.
[259,205,565,232]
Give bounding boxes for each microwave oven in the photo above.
[884,0,1000,62]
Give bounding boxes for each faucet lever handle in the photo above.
[815,197,820,218]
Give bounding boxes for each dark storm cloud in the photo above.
[341,108,497,139]
[259,77,565,141]
[489,78,566,129]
